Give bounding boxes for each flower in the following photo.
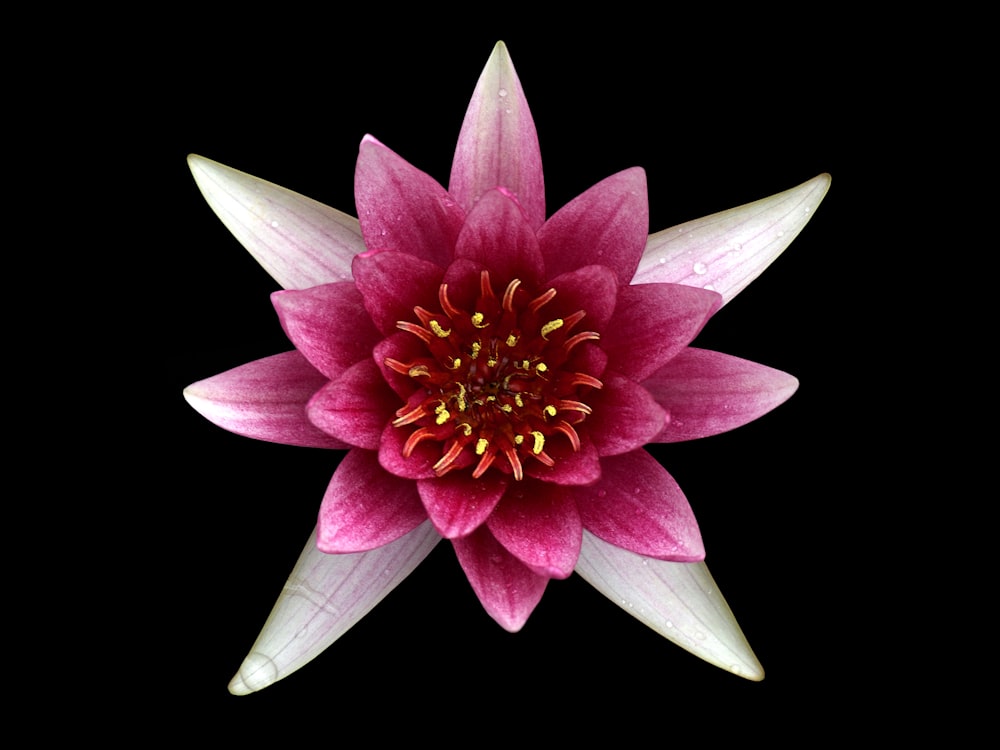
[184,41,830,695]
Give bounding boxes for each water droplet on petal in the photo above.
[693,262,708,275]
[270,220,279,228]
[498,88,508,97]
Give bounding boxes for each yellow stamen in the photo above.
[544,405,557,418]
[506,333,519,347]
[475,438,489,455]
[407,365,430,378]
[471,312,488,328]
[430,320,451,338]
[530,431,545,454]
[540,319,563,340]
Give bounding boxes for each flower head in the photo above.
[185,42,830,694]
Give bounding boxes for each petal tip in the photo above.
[227,651,281,696]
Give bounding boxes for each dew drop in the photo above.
[658,257,666,264]
[693,262,708,275]
[498,88,508,97]
[803,206,811,213]
[664,620,674,628]
[597,489,607,498]
[270,220,279,228]
[777,230,785,237]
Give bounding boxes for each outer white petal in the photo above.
[575,531,764,680]
[228,522,441,695]
[632,173,831,305]
[188,154,366,290]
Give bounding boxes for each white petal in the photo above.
[228,522,440,695]
[188,154,366,290]
[632,173,831,305]
[575,531,764,680]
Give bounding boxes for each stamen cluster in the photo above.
[384,270,603,480]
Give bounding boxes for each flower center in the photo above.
[384,270,603,480]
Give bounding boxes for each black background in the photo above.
[66,12,927,741]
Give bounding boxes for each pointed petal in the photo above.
[452,526,548,632]
[539,167,649,285]
[454,188,544,286]
[354,136,464,267]
[417,473,508,539]
[525,433,601,486]
[487,482,581,579]
[187,155,364,290]
[184,351,346,449]
[228,522,440,694]
[575,531,763,680]
[632,174,831,304]
[352,250,445,335]
[307,359,397,450]
[449,41,545,230]
[271,283,381,380]
[318,448,427,552]
[544,264,619,333]
[643,348,799,442]
[378,422,439,480]
[575,450,703,561]
[603,284,721,382]
[586,372,668,456]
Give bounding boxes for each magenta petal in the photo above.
[352,251,445,335]
[454,188,544,287]
[643,348,799,442]
[317,448,428,552]
[587,372,669,456]
[354,136,464,267]
[539,167,649,286]
[271,283,381,380]
[184,351,346,449]
[452,526,549,632]
[576,450,703,561]
[487,482,582,579]
[417,474,508,538]
[604,284,722,381]
[307,359,396,450]
[449,41,545,231]
[525,433,601,486]
[378,422,439,480]
[543,264,618,332]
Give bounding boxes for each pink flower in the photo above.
[185,42,830,694]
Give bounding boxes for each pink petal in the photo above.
[354,136,464,268]
[187,155,364,290]
[417,473,508,538]
[543,264,619,333]
[271,283,381,380]
[524,433,601,486]
[586,372,668,456]
[575,531,764,680]
[487,482,582,579]
[317,448,428,552]
[632,173,832,305]
[184,351,346,449]
[454,188,544,287]
[643,348,799,443]
[352,250,445,335]
[539,167,649,286]
[603,283,721,382]
[575,450,703,561]
[451,526,549,632]
[449,41,545,231]
[228,523,440,694]
[307,359,397,450]
[378,422,439,480]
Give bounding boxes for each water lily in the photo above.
[185,41,830,695]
